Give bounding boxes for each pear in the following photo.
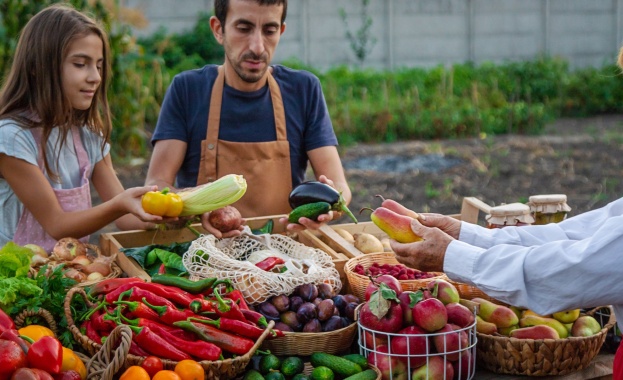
[379,198,420,219]
[552,309,581,324]
[519,315,568,338]
[521,309,551,319]
[571,315,602,337]
[510,325,560,340]
[476,315,498,335]
[472,298,518,328]
[509,306,524,320]
[370,207,423,243]
[498,324,519,336]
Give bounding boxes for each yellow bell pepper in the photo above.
[141,187,183,217]
[17,324,55,342]
[62,347,87,380]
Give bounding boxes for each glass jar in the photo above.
[527,194,571,225]
[486,203,534,229]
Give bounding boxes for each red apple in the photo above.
[445,302,476,328]
[411,356,453,380]
[412,298,448,332]
[359,301,404,333]
[452,350,475,380]
[362,329,389,350]
[367,345,408,380]
[365,274,403,301]
[0,340,27,378]
[427,279,460,305]
[389,325,429,369]
[398,290,424,326]
[432,323,469,361]
[53,371,82,380]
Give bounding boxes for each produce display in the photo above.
[358,277,476,380]
[352,263,437,281]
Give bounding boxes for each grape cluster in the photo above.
[353,262,436,280]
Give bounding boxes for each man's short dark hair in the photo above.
[214,0,287,28]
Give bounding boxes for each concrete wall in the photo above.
[122,0,623,69]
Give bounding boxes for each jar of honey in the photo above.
[527,194,571,225]
[486,203,534,229]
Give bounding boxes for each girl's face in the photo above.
[62,33,103,110]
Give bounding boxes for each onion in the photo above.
[64,268,87,283]
[83,262,111,277]
[30,254,49,266]
[52,237,87,261]
[86,272,104,282]
[24,244,49,258]
[71,255,91,268]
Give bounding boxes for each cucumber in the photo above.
[342,369,378,380]
[288,202,331,223]
[341,353,368,368]
[310,352,363,378]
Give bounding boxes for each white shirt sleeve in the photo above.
[443,197,623,316]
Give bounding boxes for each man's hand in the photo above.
[280,175,341,231]
[200,211,245,239]
[391,219,455,272]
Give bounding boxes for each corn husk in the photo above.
[178,174,247,216]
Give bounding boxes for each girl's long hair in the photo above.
[0,3,112,180]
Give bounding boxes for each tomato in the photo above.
[174,359,205,380]
[119,366,150,380]
[153,370,182,380]
[141,356,164,378]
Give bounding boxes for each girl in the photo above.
[0,3,163,252]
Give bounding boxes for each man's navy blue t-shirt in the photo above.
[152,64,338,188]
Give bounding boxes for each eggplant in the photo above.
[288,181,358,223]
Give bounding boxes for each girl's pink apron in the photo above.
[13,127,92,252]
[614,342,623,379]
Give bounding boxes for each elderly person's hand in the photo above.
[391,218,456,272]
[417,213,462,239]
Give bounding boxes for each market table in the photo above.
[474,352,614,379]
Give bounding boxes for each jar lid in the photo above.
[486,203,535,225]
[527,194,571,213]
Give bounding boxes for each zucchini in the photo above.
[288,202,331,223]
[343,369,378,380]
[310,352,363,378]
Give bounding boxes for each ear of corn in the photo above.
[177,174,247,216]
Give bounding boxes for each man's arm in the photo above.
[145,139,188,191]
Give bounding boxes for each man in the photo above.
[145,0,351,236]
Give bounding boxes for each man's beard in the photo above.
[227,50,269,84]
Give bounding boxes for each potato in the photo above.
[208,206,243,232]
[353,232,384,254]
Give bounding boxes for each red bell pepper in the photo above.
[128,325,191,361]
[88,277,144,296]
[0,308,16,332]
[255,256,285,271]
[0,328,30,353]
[173,320,255,356]
[27,335,63,374]
[0,339,28,378]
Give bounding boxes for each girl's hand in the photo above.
[121,186,168,222]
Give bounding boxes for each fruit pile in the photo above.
[474,299,603,339]
[352,262,437,281]
[119,358,204,380]
[358,275,475,380]
[253,283,361,333]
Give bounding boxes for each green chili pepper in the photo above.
[150,273,219,294]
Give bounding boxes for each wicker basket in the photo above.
[261,321,357,356]
[64,287,274,380]
[13,307,58,336]
[476,306,615,376]
[85,324,132,380]
[345,252,447,301]
[446,280,505,304]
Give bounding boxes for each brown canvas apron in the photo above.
[196,66,292,217]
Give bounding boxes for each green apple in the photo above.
[552,309,581,324]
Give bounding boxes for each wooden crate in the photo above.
[317,196,493,258]
[99,215,349,285]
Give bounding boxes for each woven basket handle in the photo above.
[86,324,132,380]
[13,308,58,336]
[587,305,617,331]
[63,286,99,332]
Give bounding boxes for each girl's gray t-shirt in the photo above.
[0,121,109,247]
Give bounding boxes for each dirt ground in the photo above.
[93,114,623,241]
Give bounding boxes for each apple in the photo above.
[412,298,448,332]
[365,274,403,301]
[411,356,453,380]
[53,370,82,380]
[390,325,429,369]
[362,329,389,350]
[427,279,460,305]
[367,345,408,380]
[398,290,424,326]
[452,350,475,380]
[432,323,469,361]
[445,302,475,328]
[359,301,404,333]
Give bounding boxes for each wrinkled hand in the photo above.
[391,219,455,272]
[417,213,462,239]
[200,211,245,239]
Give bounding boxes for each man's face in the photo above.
[219,0,285,85]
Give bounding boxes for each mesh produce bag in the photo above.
[183,231,342,304]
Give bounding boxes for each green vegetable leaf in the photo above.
[0,276,41,310]
[0,242,34,278]
[122,241,191,268]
